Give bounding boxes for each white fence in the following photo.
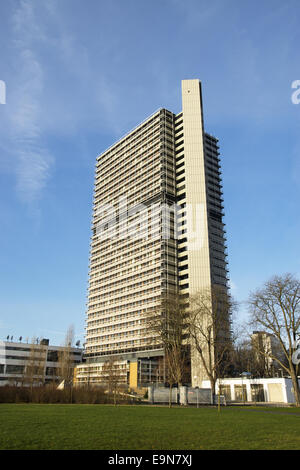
[148,386,222,405]
[148,386,179,404]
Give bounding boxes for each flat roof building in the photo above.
[76,79,229,388]
[0,338,83,386]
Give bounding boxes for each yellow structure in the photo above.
[129,361,138,389]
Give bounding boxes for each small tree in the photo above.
[58,325,75,400]
[102,357,123,405]
[148,293,189,407]
[251,331,287,377]
[248,273,300,406]
[23,337,47,399]
[188,285,234,397]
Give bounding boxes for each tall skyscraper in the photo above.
[76,79,229,388]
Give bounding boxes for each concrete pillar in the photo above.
[148,385,154,404]
[179,386,187,406]
[129,361,138,389]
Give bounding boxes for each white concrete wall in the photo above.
[202,377,299,404]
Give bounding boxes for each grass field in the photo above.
[0,404,300,450]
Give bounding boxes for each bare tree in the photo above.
[251,331,287,377]
[102,357,123,405]
[23,337,47,397]
[230,337,265,377]
[188,285,234,397]
[58,325,75,397]
[148,293,189,407]
[248,273,300,406]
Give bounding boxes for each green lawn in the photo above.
[0,404,300,450]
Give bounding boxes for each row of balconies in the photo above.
[90,245,161,269]
[89,277,161,299]
[87,290,163,312]
[87,295,161,316]
[89,268,161,291]
[90,241,161,264]
[86,314,157,333]
[96,143,161,188]
[96,159,162,193]
[87,306,160,324]
[86,309,158,329]
[96,128,175,192]
[89,250,161,272]
[88,281,162,301]
[90,236,161,264]
[94,180,161,211]
[89,258,161,281]
[86,327,146,342]
[86,334,159,349]
[97,113,162,163]
[90,235,162,259]
[89,272,161,295]
[88,286,161,309]
[94,180,175,214]
[87,317,151,334]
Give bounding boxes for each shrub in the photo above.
[0,385,138,405]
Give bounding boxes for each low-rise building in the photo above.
[202,377,300,404]
[0,338,83,386]
[74,355,163,389]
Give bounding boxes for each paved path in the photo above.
[240,408,300,417]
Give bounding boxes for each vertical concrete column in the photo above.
[181,80,213,388]
[246,381,251,402]
[148,385,154,404]
[129,361,138,389]
[179,386,187,405]
[230,383,234,401]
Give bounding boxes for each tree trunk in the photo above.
[210,377,216,403]
[169,384,173,408]
[290,363,300,407]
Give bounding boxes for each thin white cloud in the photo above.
[6,0,53,205]
[15,147,52,204]
[229,279,237,292]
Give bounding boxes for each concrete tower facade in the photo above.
[76,80,229,388]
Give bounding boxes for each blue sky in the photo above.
[0,0,300,346]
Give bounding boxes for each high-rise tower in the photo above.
[76,80,229,388]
